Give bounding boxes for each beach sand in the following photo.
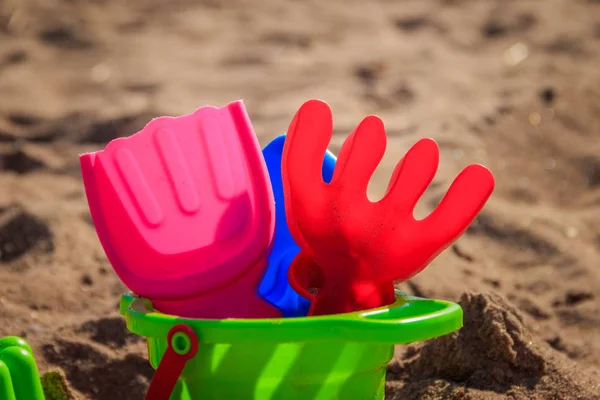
[0,0,599,398]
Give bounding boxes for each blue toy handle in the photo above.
[258,134,336,317]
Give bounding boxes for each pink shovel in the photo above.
[80,101,280,319]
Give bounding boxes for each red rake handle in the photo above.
[145,324,199,400]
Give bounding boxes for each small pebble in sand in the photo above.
[30,311,38,319]
[504,42,529,66]
[565,226,579,238]
[91,63,112,83]
[529,112,542,125]
[545,158,556,170]
[540,88,556,105]
[81,274,93,286]
[0,296,6,304]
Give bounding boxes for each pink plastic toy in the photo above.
[283,99,495,316]
[80,101,280,318]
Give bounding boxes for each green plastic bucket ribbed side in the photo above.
[149,338,392,399]
[121,291,463,400]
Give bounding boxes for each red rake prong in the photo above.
[283,100,332,214]
[332,115,387,193]
[284,100,332,188]
[423,164,495,245]
[381,138,439,212]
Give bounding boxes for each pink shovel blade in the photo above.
[80,101,275,300]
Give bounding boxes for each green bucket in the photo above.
[121,290,462,400]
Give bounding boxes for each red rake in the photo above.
[283,100,495,316]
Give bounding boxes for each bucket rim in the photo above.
[121,290,462,344]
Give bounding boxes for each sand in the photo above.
[0,0,600,398]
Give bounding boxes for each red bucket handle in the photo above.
[145,324,199,400]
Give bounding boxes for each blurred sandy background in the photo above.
[0,0,600,398]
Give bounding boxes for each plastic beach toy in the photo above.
[283,100,495,316]
[258,134,336,317]
[0,336,45,400]
[121,290,462,400]
[80,101,280,319]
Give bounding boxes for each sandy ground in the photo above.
[1,0,600,398]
